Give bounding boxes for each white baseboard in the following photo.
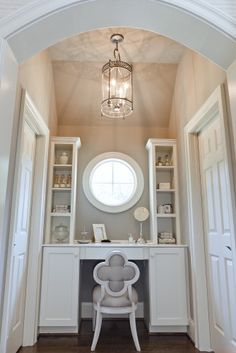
[81,301,144,318]
[187,318,195,343]
[149,325,188,333]
[39,326,78,334]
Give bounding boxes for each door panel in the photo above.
[10,254,24,331]
[209,256,224,331]
[204,168,216,231]
[225,258,236,344]
[218,161,230,231]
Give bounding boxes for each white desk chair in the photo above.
[91,250,141,351]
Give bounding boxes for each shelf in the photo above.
[156,189,175,192]
[50,213,71,217]
[157,213,176,218]
[156,166,174,170]
[52,187,71,191]
[53,164,72,168]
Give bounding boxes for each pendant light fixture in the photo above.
[101,34,133,119]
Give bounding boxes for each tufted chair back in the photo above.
[93,250,140,297]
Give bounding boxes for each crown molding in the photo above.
[0,0,235,40]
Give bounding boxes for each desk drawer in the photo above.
[80,246,147,260]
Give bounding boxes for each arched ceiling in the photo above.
[49,28,185,63]
[49,28,184,127]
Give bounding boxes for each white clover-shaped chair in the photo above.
[91,250,140,351]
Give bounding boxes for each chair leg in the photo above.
[92,308,96,331]
[91,310,102,351]
[129,312,141,351]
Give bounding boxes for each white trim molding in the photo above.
[0,90,49,352]
[22,92,49,346]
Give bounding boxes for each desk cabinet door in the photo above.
[149,247,188,326]
[39,247,80,327]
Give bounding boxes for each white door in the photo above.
[7,121,36,353]
[198,115,236,352]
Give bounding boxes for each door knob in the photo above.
[226,246,232,251]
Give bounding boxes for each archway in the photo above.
[3,0,236,68]
[1,1,236,352]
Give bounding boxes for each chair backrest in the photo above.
[93,250,140,297]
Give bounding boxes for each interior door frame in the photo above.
[184,84,236,351]
[1,90,49,353]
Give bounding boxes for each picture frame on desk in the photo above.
[93,224,107,242]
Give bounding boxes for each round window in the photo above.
[83,152,144,213]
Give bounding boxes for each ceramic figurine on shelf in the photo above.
[157,205,165,214]
[59,152,69,165]
[128,233,135,243]
[66,174,71,188]
[164,154,170,166]
[156,156,163,166]
[53,174,60,188]
[59,174,66,187]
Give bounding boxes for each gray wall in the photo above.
[19,50,58,135]
[58,124,168,241]
[168,49,226,321]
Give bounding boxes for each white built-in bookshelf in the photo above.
[146,138,181,244]
[45,137,81,243]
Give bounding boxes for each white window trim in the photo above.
[83,152,144,213]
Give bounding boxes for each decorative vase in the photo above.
[53,223,69,242]
[59,152,69,164]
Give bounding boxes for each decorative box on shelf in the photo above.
[157,182,171,190]
[158,232,176,244]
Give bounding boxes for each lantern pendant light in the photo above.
[101,34,133,119]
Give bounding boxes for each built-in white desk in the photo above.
[39,243,189,334]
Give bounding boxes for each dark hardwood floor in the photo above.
[19,320,203,353]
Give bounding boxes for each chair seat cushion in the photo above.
[93,285,138,307]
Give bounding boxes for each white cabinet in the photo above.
[39,245,188,333]
[149,247,188,330]
[146,139,180,244]
[39,246,80,332]
[45,137,81,244]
